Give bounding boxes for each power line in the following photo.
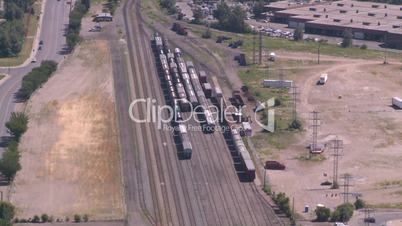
[309,111,320,157]
[331,137,343,188]
[340,174,353,204]
[291,86,299,121]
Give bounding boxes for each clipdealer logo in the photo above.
[128,97,275,131]
[253,98,275,132]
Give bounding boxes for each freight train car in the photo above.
[187,61,216,132]
[178,124,192,159]
[231,129,256,181]
[174,48,198,109]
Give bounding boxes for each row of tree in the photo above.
[0,201,15,226]
[357,0,401,4]
[212,1,250,33]
[66,0,90,49]
[271,192,296,224]
[19,61,58,100]
[0,0,35,57]
[315,199,365,222]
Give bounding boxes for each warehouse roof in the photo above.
[268,0,402,34]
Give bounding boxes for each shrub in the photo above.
[83,214,89,222]
[289,119,302,130]
[41,214,49,222]
[19,61,58,100]
[331,203,354,222]
[315,206,331,222]
[74,214,81,222]
[0,144,21,181]
[354,198,365,209]
[341,30,353,48]
[202,28,212,39]
[360,44,367,49]
[293,26,304,41]
[32,215,40,223]
[65,216,70,222]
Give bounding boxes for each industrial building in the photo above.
[265,0,402,48]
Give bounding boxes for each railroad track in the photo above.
[121,0,285,225]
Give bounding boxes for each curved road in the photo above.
[0,0,69,146]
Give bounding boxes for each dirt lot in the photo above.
[258,52,402,219]
[10,40,124,220]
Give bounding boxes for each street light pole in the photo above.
[317,42,321,64]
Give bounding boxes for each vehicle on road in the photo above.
[39,40,44,45]
[364,217,375,223]
[31,57,37,63]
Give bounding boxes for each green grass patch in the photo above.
[369,203,402,209]
[0,74,5,80]
[296,153,326,162]
[377,180,402,188]
[0,1,41,67]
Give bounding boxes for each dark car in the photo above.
[39,40,44,45]
[364,217,375,223]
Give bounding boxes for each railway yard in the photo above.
[108,0,286,225]
[3,0,402,224]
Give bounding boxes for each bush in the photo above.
[289,119,302,130]
[19,61,58,100]
[41,214,49,222]
[65,216,70,222]
[83,214,89,222]
[74,214,81,223]
[0,202,15,222]
[202,27,212,39]
[360,44,367,49]
[32,215,40,223]
[315,206,331,222]
[331,203,354,222]
[354,198,365,209]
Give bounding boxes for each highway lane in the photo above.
[0,0,68,146]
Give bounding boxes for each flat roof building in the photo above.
[265,0,402,48]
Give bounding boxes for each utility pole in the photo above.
[340,174,353,204]
[259,30,262,65]
[317,42,321,64]
[310,111,320,158]
[253,32,256,64]
[383,50,388,64]
[291,86,299,121]
[331,137,343,189]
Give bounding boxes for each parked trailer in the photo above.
[174,48,198,108]
[211,76,223,100]
[231,129,256,181]
[265,161,285,170]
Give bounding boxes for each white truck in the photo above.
[319,73,328,85]
[269,52,276,61]
[392,97,402,109]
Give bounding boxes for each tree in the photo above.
[192,7,204,24]
[160,0,176,14]
[32,215,40,223]
[331,203,354,222]
[81,0,90,10]
[315,206,331,222]
[0,202,15,222]
[213,1,230,21]
[253,1,265,19]
[341,30,353,48]
[4,2,24,20]
[83,214,89,222]
[0,219,12,226]
[354,198,365,209]
[5,112,28,141]
[41,214,49,222]
[293,26,304,41]
[74,214,81,222]
[0,145,21,181]
[202,26,212,39]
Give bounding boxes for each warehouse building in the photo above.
[265,0,402,48]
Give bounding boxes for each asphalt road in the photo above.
[0,0,69,147]
[349,210,402,226]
